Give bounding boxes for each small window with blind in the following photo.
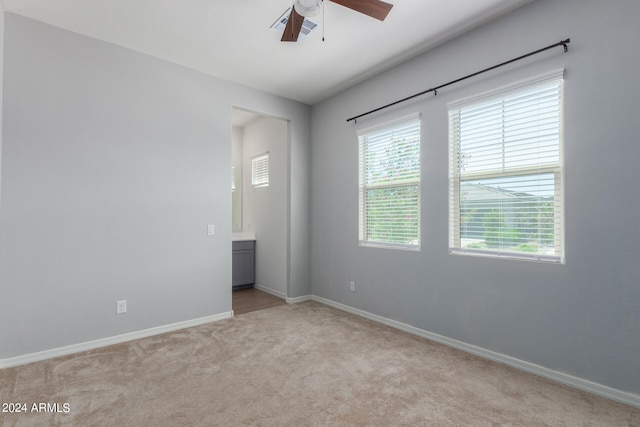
[448,70,564,263]
[358,114,421,251]
[251,152,269,188]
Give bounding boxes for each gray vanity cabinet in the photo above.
[232,240,255,289]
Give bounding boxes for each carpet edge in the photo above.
[311,295,640,409]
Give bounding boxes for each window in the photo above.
[358,114,421,250]
[448,70,564,262]
[251,152,269,188]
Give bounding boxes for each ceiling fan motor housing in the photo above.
[294,0,323,17]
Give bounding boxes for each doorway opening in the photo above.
[232,288,286,315]
[231,107,289,313]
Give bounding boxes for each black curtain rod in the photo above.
[346,38,571,123]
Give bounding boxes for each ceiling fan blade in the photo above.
[281,7,305,42]
[330,0,393,21]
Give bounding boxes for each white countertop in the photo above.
[232,232,256,241]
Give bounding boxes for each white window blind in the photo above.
[358,114,421,250]
[251,152,269,188]
[448,70,564,262]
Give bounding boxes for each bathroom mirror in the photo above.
[232,166,242,231]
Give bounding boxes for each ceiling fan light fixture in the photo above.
[294,0,322,17]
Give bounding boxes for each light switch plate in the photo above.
[207,224,215,235]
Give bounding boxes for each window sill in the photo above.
[360,241,421,252]
[449,248,564,264]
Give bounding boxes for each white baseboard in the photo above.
[254,284,286,300]
[0,311,233,369]
[4,295,637,409]
[286,294,312,304]
[311,295,640,409]
[252,284,311,304]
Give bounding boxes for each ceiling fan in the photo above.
[281,0,394,42]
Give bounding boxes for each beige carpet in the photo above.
[1,301,638,426]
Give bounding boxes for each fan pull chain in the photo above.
[322,0,325,42]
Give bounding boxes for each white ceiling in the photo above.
[2,0,534,105]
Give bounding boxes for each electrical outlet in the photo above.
[349,281,356,292]
[116,300,127,314]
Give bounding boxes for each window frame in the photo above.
[448,70,565,263]
[357,113,421,251]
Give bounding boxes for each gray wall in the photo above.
[242,117,288,297]
[310,0,640,395]
[0,13,311,358]
[0,5,4,214]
